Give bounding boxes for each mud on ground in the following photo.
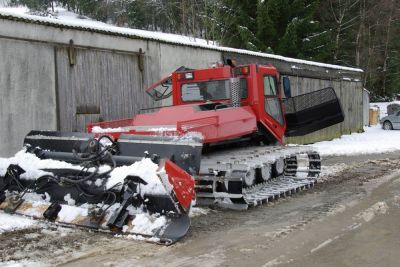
[1,152,400,267]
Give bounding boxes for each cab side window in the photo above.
[264,76,277,96]
[263,75,283,125]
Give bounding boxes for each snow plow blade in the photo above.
[23,130,203,175]
[0,130,203,244]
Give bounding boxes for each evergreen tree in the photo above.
[255,0,331,60]
[5,0,400,98]
[210,0,261,51]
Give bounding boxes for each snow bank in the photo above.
[310,101,400,156]
[312,125,400,156]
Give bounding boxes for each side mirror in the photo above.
[282,76,291,98]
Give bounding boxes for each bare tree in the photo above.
[329,0,360,63]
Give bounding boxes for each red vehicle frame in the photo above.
[87,64,287,145]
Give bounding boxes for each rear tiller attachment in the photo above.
[0,130,203,244]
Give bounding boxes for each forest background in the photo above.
[8,0,400,100]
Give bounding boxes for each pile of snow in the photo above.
[106,158,167,195]
[0,212,37,233]
[129,213,167,235]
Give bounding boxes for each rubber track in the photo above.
[243,177,317,206]
[196,147,321,209]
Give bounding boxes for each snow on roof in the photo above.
[0,8,363,73]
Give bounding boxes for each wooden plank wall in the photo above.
[286,76,363,144]
[56,46,154,132]
[0,37,57,156]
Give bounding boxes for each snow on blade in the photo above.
[91,126,133,133]
[0,150,169,196]
[57,205,88,223]
[0,149,78,180]
[0,149,173,236]
[130,213,168,236]
[173,131,204,142]
[106,158,167,195]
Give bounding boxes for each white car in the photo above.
[381,111,400,130]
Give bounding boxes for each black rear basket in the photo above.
[284,87,345,137]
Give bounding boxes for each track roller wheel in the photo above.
[272,157,285,177]
[233,169,256,187]
[257,164,271,182]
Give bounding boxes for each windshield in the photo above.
[146,77,172,101]
[181,79,248,102]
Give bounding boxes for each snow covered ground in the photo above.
[312,101,400,156]
[312,125,400,156]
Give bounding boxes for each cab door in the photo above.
[258,67,286,143]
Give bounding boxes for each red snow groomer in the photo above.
[0,62,344,243]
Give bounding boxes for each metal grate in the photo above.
[230,78,241,107]
[284,87,338,114]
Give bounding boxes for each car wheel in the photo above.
[383,121,393,130]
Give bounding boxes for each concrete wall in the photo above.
[0,16,364,156]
